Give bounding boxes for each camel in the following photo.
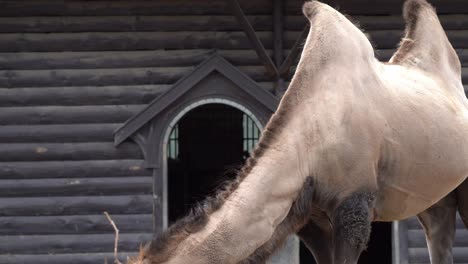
[126,0,468,263]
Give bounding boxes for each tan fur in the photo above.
[128,0,468,263]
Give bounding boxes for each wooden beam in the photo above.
[0,66,270,88]
[0,31,276,52]
[0,253,134,264]
[0,214,153,235]
[0,177,152,197]
[0,195,153,216]
[393,220,409,264]
[0,142,142,162]
[273,0,284,67]
[279,25,309,78]
[0,105,143,125]
[0,1,274,17]
[273,0,286,95]
[0,15,275,34]
[0,86,169,107]
[0,160,149,180]
[0,50,271,70]
[0,124,118,143]
[0,233,152,254]
[285,1,468,16]
[153,168,164,231]
[228,0,278,78]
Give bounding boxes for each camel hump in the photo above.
[390,0,461,80]
[300,1,375,70]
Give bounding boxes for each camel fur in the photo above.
[127,0,468,263]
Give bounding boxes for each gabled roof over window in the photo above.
[114,53,279,146]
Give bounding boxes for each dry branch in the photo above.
[104,211,124,264]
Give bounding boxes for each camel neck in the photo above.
[173,125,310,263]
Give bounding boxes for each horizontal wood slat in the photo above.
[0,50,267,70]
[408,229,468,248]
[0,105,143,125]
[285,0,468,15]
[285,15,468,31]
[5,30,466,52]
[0,160,148,179]
[0,124,120,143]
[407,215,466,230]
[0,233,152,254]
[0,1,273,17]
[0,85,168,106]
[0,32,276,52]
[0,142,142,162]
[1,0,466,17]
[0,214,153,235]
[409,247,468,263]
[0,195,153,216]
[0,66,269,88]
[0,15,273,33]
[0,67,191,87]
[0,252,136,264]
[0,177,152,197]
[2,15,467,34]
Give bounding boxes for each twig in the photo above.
[104,211,123,264]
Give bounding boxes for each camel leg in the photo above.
[297,219,333,264]
[417,192,457,264]
[455,178,468,228]
[332,192,374,264]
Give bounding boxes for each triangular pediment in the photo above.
[114,53,279,146]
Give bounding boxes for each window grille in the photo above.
[167,124,179,160]
[167,112,260,160]
[243,113,260,154]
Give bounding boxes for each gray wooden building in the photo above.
[0,0,467,263]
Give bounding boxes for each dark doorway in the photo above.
[167,103,260,223]
[358,222,393,264]
[299,222,392,264]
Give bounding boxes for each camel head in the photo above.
[125,240,168,264]
[125,244,150,264]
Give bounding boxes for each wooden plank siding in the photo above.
[0,0,467,263]
[0,1,275,263]
[406,216,468,263]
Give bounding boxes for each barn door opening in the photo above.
[358,222,392,264]
[167,103,260,223]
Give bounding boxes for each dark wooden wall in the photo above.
[0,0,467,263]
[0,1,275,263]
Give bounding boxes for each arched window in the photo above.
[167,108,260,162]
[166,103,261,223]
